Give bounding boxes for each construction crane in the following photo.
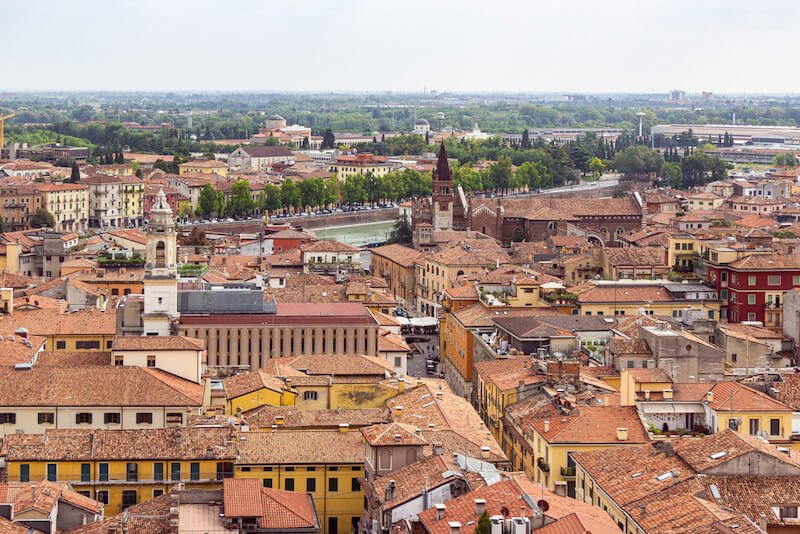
[0,110,15,152]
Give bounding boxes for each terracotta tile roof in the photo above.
[473,196,642,219]
[706,381,792,412]
[0,272,38,290]
[389,384,506,462]
[0,366,203,406]
[3,427,237,461]
[223,478,262,517]
[626,478,747,534]
[0,518,26,534]
[427,246,509,267]
[262,353,393,377]
[302,239,359,253]
[236,430,363,465]
[444,284,479,300]
[223,370,288,400]
[604,247,667,267]
[696,475,800,528]
[452,303,560,329]
[572,442,693,506]
[370,244,424,268]
[35,351,111,367]
[609,336,651,356]
[529,405,649,444]
[773,373,800,411]
[0,308,117,336]
[361,422,428,446]
[627,368,672,383]
[259,487,317,529]
[242,406,389,429]
[418,477,620,534]
[65,493,172,534]
[474,357,545,391]
[378,329,410,353]
[671,429,800,472]
[728,252,800,270]
[372,455,460,509]
[536,512,622,534]
[14,480,102,515]
[112,335,204,351]
[577,285,675,303]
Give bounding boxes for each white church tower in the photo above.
[142,189,178,336]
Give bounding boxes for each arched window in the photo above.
[481,226,487,235]
[616,227,625,239]
[155,241,166,268]
[456,270,465,277]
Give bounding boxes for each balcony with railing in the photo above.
[560,466,576,478]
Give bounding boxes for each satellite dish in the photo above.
[537,499,550,512]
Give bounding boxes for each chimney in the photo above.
[543,420,550,433]
[616,427,629,441]
[432,442,443,456]
[706,391,714,403]
[385,480,396,502]
[644,390,650,400]
[474,498,487,516]
[758,513,768,532]
[339,423,349,433]
[435,503,446,520]
[640,505,646,516]
[664,441,675,458]
[480,446,490,460]
[448,521,461,534]
[174,429,182,444]
[435,391,443,400]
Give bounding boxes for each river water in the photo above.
[312,220,396,248]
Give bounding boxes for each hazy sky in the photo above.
[5,0,798,93]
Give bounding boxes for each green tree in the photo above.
[280,179,303,211]
[30,208,56,228]
[774,152,797,167]
[321,129,336,149]
[227,180,255,217]
[588,157,605,179]
[475,511,491,534]
[453,165,483,192]
[489,155,513,193]
[387,215,412,244]
[68,161,81,183]
[662,162,683,188]
[612,146,664,176]
[260,184,283,213]
[515,161,545,190]
[180,227,210,246]
[342,174,368,205]
[197,183,223,218]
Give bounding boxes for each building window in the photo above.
[748,276,756,286]
[747,313,756,321]
[779,507,799,520]
[0,413,16,424]
[99,463,109,481]
[96,491,109,505]
[306,478,316,493]
[126,463,138,482]
[284,478,295,491]
[153,489,164,498]
[793,275,800,286]
[76,413,92,424]
[328,517,338,534]
[147,355,156,367]
[768,275,781,285]
[104,413,120,425]
[749,419,760,436]
[136,412,153,425]
[770,418,781,436]
[56,340,66,350]
[76,340,100,350]
[154,463,164,481]
[731,353,737,363]
[720,290,728,300]
[626,361,634,368]
[122,490,137,509]
[114,355,124,366]
[47,463,57,481]
[171,463,181,481]
[263,478,273,488]
[352,477,360,492]
[190,462,200,481]
[329,477,338,492]
[166,412,183,424]
[81,463,91,482]
[748,294,756,305]
[304,391,318,401]
[20,464,30,483]
[216,462,233,480]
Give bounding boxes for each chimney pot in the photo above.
[448,521,461,534]
[706,391,714,403]
[435,503,447,520]
[543,420,550,433]
[474,498,487,516]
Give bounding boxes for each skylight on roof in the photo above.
[709,451,727,460]
[631,472,643,478]
[709,484,721,499]
[655,472,673,481]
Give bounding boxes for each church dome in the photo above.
[415,118,430,125]
[267,114,285,121]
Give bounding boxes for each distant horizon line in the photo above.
[1,89,799,98]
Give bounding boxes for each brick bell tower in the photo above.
[432,142,454,231]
